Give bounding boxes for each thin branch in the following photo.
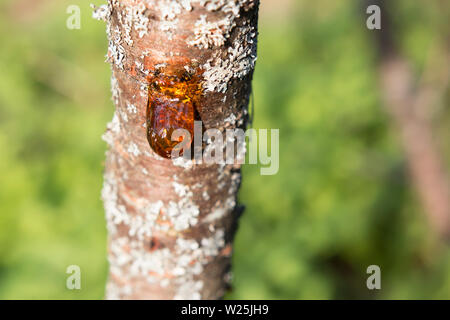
[370,0,450,238]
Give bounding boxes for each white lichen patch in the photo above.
[224,113,237,125]
[159,19,179,40]
[102,111,121,147]
[197,0,251,14]
[125,200,163,240]
[216,163,227,187]
[110,74,121,104]
[107,228,226,299]
[188,0,255,50]
[201,229,225,256]
[174,280,203,300]
[180,0,194,11]
[202,25,257,93]
[102,172,130,236]
[119,109,128,122]
[156,0,190,39]
[203,207,226,223]
[127,142,141,157]
[126,102,137,114]
[217,180,226,190]
[164,182,200,231]
[172,157,194,169]
[102,1,150,67]
[108,26,126,69]
[229,172,241,195]
[105,279,133,300]
[128,214,153,240]
[159,19,178,32]
[158,0,186,20]
[188,14,235,49]
[140,83,148,97]
[135,60,148,76]
[201,192,236,228]
[105,179,200,238]
[122,2,149,43]
[167,197,199,230]
[172,182,190,197]
[91,4,109,21]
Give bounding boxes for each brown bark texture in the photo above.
[95,0,259,299]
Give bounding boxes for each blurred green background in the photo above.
[0,0,449,299]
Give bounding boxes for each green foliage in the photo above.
[0,0,448,299]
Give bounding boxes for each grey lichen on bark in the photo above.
[94,0,259,299]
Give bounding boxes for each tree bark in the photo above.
[95,0,259,299]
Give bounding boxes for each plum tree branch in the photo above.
[95,0,259,299]
[369,0,450,238]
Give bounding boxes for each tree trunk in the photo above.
[369,0,450,238]
[95,0,259,299]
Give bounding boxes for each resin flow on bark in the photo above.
[146,65,204,159]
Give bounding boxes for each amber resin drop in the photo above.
[146,69,202,159]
